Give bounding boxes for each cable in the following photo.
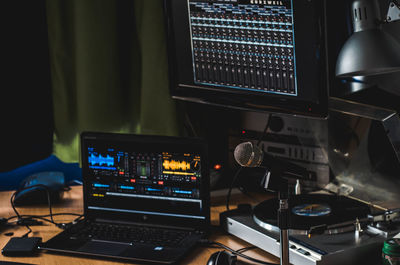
[257,114,273,147]
[225,167,243,211]
[7,213,84,232]
[225,114,273,211]
[21,226,32,238]
[9,185,82,236]
[184,112,199,138]
[236,246,257,253]
[10,191,32,237]
[211,241,275,265]
[200,240,277,265]
[7,213,83,222]
[8,213,83,228]
[11,184,55,223]
[6,213,83,229]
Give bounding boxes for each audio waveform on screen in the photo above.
[89,153,115,167]
[162,160,190,171]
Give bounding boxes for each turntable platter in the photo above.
[253,194,371,232]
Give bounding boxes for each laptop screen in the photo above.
[80,132,210,229]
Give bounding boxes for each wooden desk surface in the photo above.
[0,186,279,265]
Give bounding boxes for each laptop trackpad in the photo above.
[78,240,129,256]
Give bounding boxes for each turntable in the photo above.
[221,193,400,265]
[222,100,400,265]
[254,194,372,236]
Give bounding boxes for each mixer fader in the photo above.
[189,0,297,96]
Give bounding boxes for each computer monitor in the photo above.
[164,0,329,118]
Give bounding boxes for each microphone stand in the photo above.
[278,179,290,265]
[261,169,290,265]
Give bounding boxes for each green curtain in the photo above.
[46,0,180,163]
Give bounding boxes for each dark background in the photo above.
[1,0,53,172]
[1,0,397,174]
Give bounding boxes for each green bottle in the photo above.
[382,238,400,265]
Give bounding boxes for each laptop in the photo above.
[41,132,210,264]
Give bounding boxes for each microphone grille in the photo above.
[234,142,263,167]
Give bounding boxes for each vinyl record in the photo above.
[253,194,371,231]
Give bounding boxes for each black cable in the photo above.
[10,192,22,220]
[7,213,83,222]
[10,191,32,237]
[257,114,273,147]
[225,167,243,211]
[201,240,277,265]
[236,246,257,253]
[21,226,32,238]
[184,112,198,138]
[10,184,59,236]
[225,114,273,211]
[7,213,84,230]
[8,184,84,238]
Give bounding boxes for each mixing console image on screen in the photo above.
[165,0,329,117]
[189,0,296,95]
[85,146,205,219]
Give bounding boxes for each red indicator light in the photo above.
[191,176,197,181]
[158,181,164,185]
[241,130,246,134]
[119,171,124,175]
[214,164,222,170]
[130,179,136,183]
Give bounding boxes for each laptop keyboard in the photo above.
[69,222,193,247]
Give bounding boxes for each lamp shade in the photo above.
[336,29,400,77]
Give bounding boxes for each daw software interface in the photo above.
[188,0,297,95]
[84,142,206,221]
[166,0,328,117]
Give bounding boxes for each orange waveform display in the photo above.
[163,160,191,171]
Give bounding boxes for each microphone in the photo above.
[234,142,315,181]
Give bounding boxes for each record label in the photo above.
[292,203,332,217]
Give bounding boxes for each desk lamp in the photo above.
[336,0,400,78]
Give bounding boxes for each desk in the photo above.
[0,186,279,265]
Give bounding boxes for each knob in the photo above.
[269,116,284,132]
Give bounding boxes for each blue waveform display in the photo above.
[172,188,192,195]
[120,186,135,190]
[89,165,116,170]
[93,183,110,188]
[146,187,162,192]
[89,153,115,167]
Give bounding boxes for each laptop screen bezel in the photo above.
[80,132,210,231]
